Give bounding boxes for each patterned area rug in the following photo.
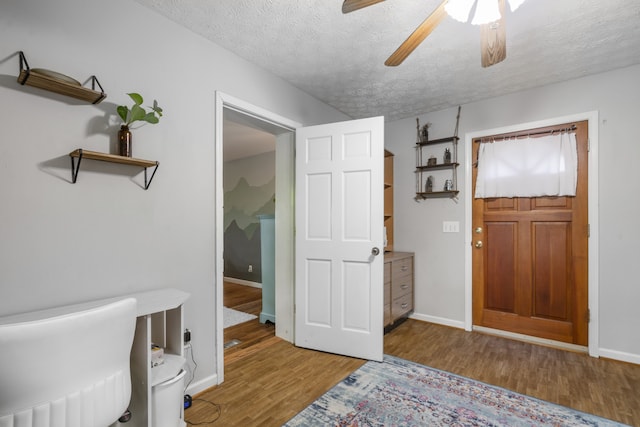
[223,306,257,328]
[285,355,627,427]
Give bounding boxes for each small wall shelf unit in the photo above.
[384,150,394,252]
[17,51,106,104]
[69,149,159,190]
[415,136,459,199]
[415,106,461,200]
[127,288,189,427]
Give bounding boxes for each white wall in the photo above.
[386,64,640,363]
[0,0,348,388]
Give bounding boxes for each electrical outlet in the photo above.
[443,221,460,233]
[248,264,253,272]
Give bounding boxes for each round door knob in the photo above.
[474,241,483,248]
[371,247,380,256]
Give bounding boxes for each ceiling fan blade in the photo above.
[385,0,448,67]
[342,0,385,14]
[480,0,507,67]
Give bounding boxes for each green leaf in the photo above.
[129,104,146,123]
[128,93,143,105]
[144,112,159,124]
[116,106,128,123]
[152,100,163,116]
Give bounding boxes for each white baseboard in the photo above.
[260,312,276,324]
[598,348,640,365]
[407,314,640,365]
[186,373,219,396]
[223,277,262,289]
[409,312,465,330]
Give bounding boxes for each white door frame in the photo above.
[215,91,302,382]
[463,110,600,357]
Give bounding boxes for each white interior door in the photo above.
[295,116,384,361]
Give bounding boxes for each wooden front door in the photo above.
[472,121,589,345]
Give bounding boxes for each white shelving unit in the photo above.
[123,288,190,427]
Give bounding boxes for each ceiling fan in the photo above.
[342,0,525,67]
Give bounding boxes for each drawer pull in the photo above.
[401,303,409,309]
[401,284,409,290]
[401,266,408,271]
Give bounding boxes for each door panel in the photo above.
[307,173,332,239]
[473,121,589,345]
[343,261,372,331]
[344,170,371,240]
[295,116,384,361]
[306,259,332,325]
[485,222,517,312]
[532,222,571,319]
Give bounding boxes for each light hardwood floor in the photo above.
[223,282,277,365]
[190,286,640,426]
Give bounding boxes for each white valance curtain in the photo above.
[475,132,578,198]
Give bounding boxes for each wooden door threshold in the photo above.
[473,326,588,354]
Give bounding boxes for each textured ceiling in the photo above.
[136,0,640,122]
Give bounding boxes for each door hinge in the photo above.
[587,138,591,152]
[585,308,591,323]
[587,223,590,237]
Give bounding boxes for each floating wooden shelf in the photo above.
[17,51,106,104]
[69,149,159,190]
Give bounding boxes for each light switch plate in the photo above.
[443,221,460,233]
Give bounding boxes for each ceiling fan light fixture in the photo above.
[471,0,502,25]
[444,0,476,23]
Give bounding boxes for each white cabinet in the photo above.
[123,289,189,427]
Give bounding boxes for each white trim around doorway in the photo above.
[214,92,302,384]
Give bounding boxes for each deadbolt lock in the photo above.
[475,227,483,234]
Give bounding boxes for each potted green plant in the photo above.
[116,93,163,157]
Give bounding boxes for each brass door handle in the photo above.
[474,241,483,248]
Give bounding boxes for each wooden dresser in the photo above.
[384,251,414,329]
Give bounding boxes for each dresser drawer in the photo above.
[383,252,414,329]
[391,256,412,279]
[391,275,412,298]
[392,292,413,318]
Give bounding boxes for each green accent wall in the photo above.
[224,151,275,282]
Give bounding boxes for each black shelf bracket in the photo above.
[143,162,160,190]
[70,150,82,184]
[69,149,160,190]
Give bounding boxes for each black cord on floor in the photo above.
[183,342,222,425]
[185,398,222,425]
